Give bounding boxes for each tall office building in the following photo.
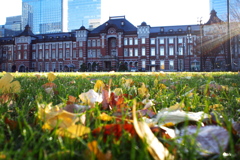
[22,0,101,34]
[22,0,68,34]
[68,0,101,31]
[210,0,227,21]
[210,0,239,21]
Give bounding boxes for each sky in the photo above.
[0,0,210,27]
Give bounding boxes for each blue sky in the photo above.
[0,0,210,26]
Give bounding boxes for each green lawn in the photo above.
[0,71,240,160]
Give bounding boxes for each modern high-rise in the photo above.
[210,0,240,21]
[22,0,67,34]
[22,0,101,34]
[210,0,228,21]
[68,0,101,31]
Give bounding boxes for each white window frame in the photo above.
[142,47,146,56]
[151,47,155,56]
[160,46,164,56]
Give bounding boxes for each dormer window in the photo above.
[169,29,173,33]
[178,28,182,32]
[121,21,124,26]
[187,26,191,31]
[160,27,164,32]
[106,22,108,26]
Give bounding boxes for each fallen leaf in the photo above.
[132,100,174,160]
[86,141,112,160]
[178,125,229,156]
[47,72,56,82]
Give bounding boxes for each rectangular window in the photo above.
[52,63,56,71]
[66,43,70,48]
[160,60,165,70]
[59,63,63,71]
[160,39,164,44]
[45,44,49,49]
[141,37,145,44]
[18,45,21,50]
[45,50,49,59]
[66,49,70,58]
[169,38,174,44]
[73,42,76,48]
[39,44,42,49]
[134,48,138,56]
[97,39,101,46]
[88,40,91,47]
[24,44,27,50]
[178,59,184,71]
[178,38,183,43]
[151,47,155,56]
[124,38,128,45]
[134,38,138,45]
[73,50,76,58]
[52,44,55,49]
[169,46,174,55]
[18,51,21,59]
[150,38,155,44]
[52,50,56,59]
[160,46,164,56]
[38,63,42,71]
[79,41,83,47]
[79,49,83,57]
[129,38,133,45]
[124,48,128,56]
[39,51,43,59]
[169,60,174,70]
[97,49,101,57]
[92,50,96,57]
[59,43,62,48]
[59,50,63,58]
[142,47,145,56]
[142,60,146,69]
[8,53,12,60]
[24,51,27,59]
[92,40,96,47]
[129,48,133,56]
[178,45,183,55]
[45,63,49,71]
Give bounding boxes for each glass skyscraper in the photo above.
[22,0,101,34]
[68,0,101,31]
[210,0,239,21]
[22,0,67,34]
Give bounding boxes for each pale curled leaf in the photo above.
[178,125,229,156]
[132,100,173,160]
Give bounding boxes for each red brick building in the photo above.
[0,12,239,72]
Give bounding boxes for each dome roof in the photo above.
[79,26,86,30]
[141,21,147,26]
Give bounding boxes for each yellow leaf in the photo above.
[0,73,21,94]
[94,80,105,92]
[47,72,56,82]
[138,83,148,98]
[56,124,90,138]
[98,112,112,121]
[0,73,13,89]
[132,100,173,160]
[113,88,123,96]
[169,103,185,111]
[87,141,112,160]
[9,81,21,93]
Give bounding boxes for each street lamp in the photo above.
[187,33,192,71]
